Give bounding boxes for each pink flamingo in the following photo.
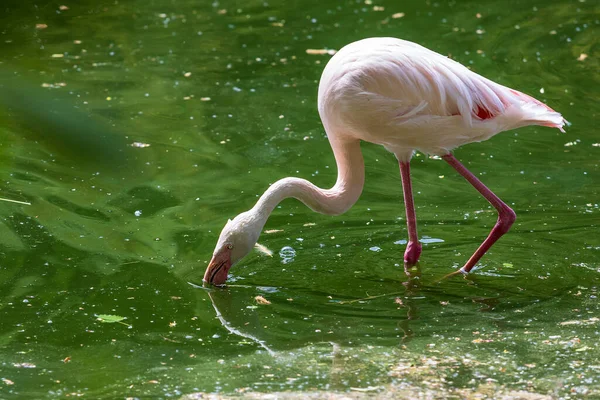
[203,37,567,285]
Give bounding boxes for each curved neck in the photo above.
[250,138,365,226]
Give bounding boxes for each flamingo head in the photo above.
[203,211,261,286]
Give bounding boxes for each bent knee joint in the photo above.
[496,206,516,234]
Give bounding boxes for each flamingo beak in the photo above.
[203,246,232,286]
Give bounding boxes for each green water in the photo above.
[0,0,598,398]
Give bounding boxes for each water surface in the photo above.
[0,0,598,398]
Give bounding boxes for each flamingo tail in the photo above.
[507,89,569,133]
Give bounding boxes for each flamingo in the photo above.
[203,37,567,286]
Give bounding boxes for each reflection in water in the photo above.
[203,284,276,356]
[199,264,424,354]
[399,263,422,341]
[198,277,426,391]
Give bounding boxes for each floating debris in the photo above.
[36,23,48,29]
[559,317,599,326]
[392,12,405,18]
[96,314,130,327]
[131,142,151,148]
[338,291,403,304]
[264,229,284,234]
[255,295,271,305]
[350,386,381,392]
[577,53,588,62]
[254,243,273,257]
[0,197,31,206]
[472,338,494,343]
[306,49,337,56]
[13,363,36,368]
[420,237,444,244]
[41,82,67,88]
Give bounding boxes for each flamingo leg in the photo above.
[442,154,516,274]
[399,161,422,265]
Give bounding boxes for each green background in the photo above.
[0,0,598,398]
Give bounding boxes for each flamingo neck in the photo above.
[250,138,365,227]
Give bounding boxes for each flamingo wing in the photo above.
[319,37,567,153]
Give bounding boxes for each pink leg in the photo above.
[443,154,516,273]
[399,161,422,265]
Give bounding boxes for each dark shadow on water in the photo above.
[0,67,137,173]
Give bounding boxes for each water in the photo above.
[0,0,598,398]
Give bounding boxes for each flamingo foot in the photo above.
[441,267,468,281]
[404,241,422,265]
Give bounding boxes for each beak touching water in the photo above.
[203,246,232,286]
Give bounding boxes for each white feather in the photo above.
[318,37,567,160]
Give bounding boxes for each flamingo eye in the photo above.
[226,244,233,250]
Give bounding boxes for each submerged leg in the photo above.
[399,160,422,265]
[443,154,516,274]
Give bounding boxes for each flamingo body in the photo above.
[318,37,566,160]
[203,37,567,286]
